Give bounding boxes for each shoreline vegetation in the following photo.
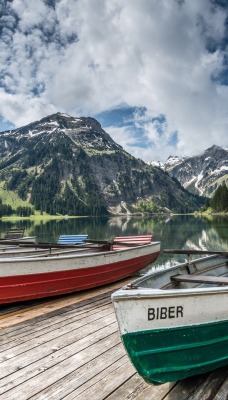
[1,213,89,221]
[1,209,228,222]
[1,184,228,220]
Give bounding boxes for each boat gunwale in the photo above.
[0,241,161,264]
[111,254,228,299]
[111,284,228,300]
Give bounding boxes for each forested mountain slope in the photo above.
[0,113,204,215]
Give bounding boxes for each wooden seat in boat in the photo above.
[4,228,25,239]
[112,235,153,250]
[57,234,88,245]
[171,274,228,285]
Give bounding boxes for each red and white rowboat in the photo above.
[0,235,160,304]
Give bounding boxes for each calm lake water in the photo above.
[1,214,228,274]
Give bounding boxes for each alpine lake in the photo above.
[1,213,228,275]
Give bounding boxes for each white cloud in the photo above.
[0,88,57,126]
[0,0,227,161]
[106,122,179,162]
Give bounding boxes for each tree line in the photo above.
[210,182,228,212]
[0,182,227,217]
[0,199,34,217]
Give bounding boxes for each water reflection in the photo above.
[0,214,227,274]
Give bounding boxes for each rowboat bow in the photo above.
[112,251,228,385]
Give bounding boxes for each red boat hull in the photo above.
[0,247,160,304]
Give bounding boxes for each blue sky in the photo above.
[0,0,227,161]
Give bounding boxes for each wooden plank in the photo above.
[113,235,153,243]
[0,239,98,249]
[85,239,152,247]
[105,374,148,399]
[171,274,228,285]
[30,349,128,400]
[164,249,228,257]
[57,234,88,244]
[213,374,228,400]
[189,367,227,400]
[133,382,176,400]
[0,296,111,344]
[0,291,112,334]
[0,324,119,395]
[112,235,153,250]
[0,276,133,329]
[0,309,116,370]
[0,332,121,400]
[0,297,113,353]
[0,301,112,351]
[64,358,136,400]
[162,367,228,400]
[4,228,25,239]
[0,300,113,342]
[163,374,207,399]
[0,278,226,400]
[186,367,228,400]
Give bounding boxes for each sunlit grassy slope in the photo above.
[0,181,30,207]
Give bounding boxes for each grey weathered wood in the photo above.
[164,249,228,257]
[0,291,112,332]
[213,374,228,400]
[0,332,121,399]
[105,373,147,400]
[65,358,136,400]
[0,324,118,396]
[0,304,114,354]
[133,382,176,400]
[0,282,226,400]
[0,313,116,379]
[171,274,228,285]
[187,367,228,400]
[0,299,111,350]
[30,350,128,400]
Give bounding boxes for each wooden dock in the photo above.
[0,279,227,400]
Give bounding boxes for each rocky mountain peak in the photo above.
[12,112,103,136]
[0,112,204,215]
[149,155,186,171]
[0,112,123,156]
[154,145,228,197]
[204,144,228,159]
[41,113,103,132]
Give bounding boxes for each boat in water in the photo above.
[0,235,160,304]
[112,249,228,385]
[0,228,36,248]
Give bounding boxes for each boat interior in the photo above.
[127,252,228,291]
[0,234,156,259]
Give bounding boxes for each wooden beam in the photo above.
[85,239,150,247]
[171,274,228,285]
[164,249,228,257]
[0,239,101,250]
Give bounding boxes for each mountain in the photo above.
[150,146,228,197]
[0,113,204,215]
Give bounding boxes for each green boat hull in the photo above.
[122,320,228,385]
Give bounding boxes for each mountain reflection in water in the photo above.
[0,214,227,275]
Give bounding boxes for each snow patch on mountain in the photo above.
[150,145,228,197]
[149,155,187,171]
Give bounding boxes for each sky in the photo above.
[0,0,227,162]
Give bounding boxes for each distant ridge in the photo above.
[150,145,228,197]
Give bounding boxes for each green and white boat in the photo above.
[112,250,228,385]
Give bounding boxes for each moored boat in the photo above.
[1,227,36,244]
[112,249,228,385]
[0,235,160,304]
